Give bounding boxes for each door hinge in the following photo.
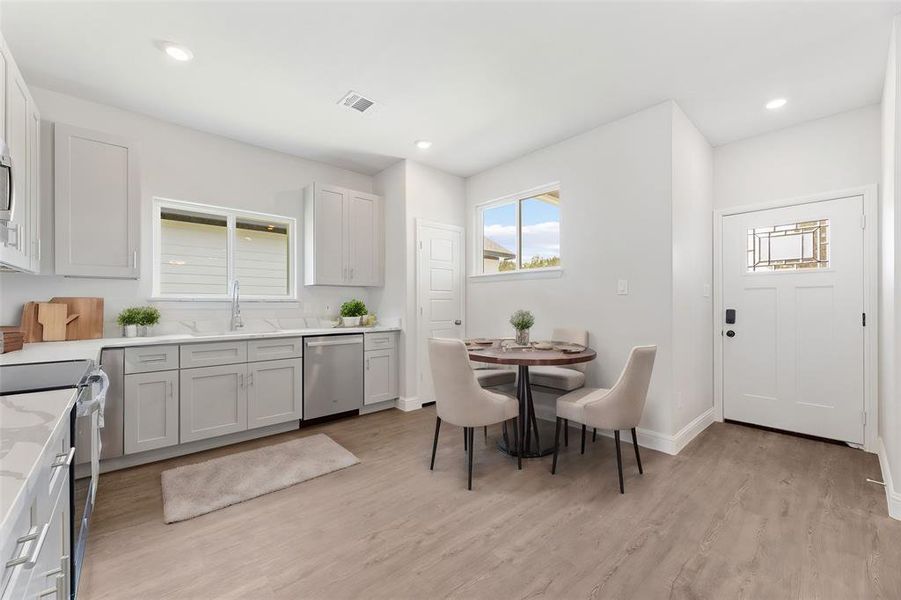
[861,213,866,229]
[862,312,866,327]
[862,411,867,425]
[419,241,423,250]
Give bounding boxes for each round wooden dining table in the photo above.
[467,344,596,458]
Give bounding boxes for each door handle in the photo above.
[726,330,736,338]
[454,320,462,325]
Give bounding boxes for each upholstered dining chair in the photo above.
[528,328,589,447]
[550,345,657,494]
[473,366,516,444]
[428,338,522,489]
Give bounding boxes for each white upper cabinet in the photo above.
[304,182,383,286]
[54,124,140,278]
[0,34,41,273]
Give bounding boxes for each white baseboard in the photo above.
[395,396,422,411]
[877,437,901,520]
[543,406,715,456]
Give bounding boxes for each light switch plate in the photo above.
[617,279,629,295]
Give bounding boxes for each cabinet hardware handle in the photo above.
[306,339,363,347]
[350,267,354,280]
[240,373,245,388]
[366,358,370,370]
[5,523,49,568]
[168,381,174,398]
[51,447,75,469]
[132,250,137,269]
[38,574,65,599]
[248,372,254,386]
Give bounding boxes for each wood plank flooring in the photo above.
[79,406,901,599]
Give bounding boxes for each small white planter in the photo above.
[341,316,362,328]
[123,324,138,338]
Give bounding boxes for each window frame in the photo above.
[472,182,562,278]
[152,197,297,301]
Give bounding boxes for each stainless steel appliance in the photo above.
[0,138,12,222]
[303,334,364,419]
[0,360,109,600]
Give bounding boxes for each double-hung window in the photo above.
[475,183,561,275]
[152,198,296,300]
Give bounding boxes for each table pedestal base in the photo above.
[495,365,556,459]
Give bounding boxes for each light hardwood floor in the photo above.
[80,406,901,599]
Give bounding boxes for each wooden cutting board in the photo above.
[50,297,104,340]
[37,303,78,341]
[20,302,42,343]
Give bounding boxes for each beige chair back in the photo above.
[428,338,507,427]
[553,327,590,372]
[584,345,657,430]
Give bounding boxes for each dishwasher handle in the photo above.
[305,338,364,348]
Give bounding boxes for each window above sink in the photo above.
[152,197,297,301]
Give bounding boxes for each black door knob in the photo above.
[726,330,736,338]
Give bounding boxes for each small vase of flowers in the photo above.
[510,309,535,345]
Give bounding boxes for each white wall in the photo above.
[466,102,677,436]
[0,88,373,331]
[879,17,901,520]
[714,105,881,209]
[671,104,714,432]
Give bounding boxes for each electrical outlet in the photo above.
[703,284,711,298]
[617,279,629,295]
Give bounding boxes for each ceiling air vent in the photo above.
[338,90,375,113]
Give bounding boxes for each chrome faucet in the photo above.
[230,280,244,331]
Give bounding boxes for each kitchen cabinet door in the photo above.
[247,358,303,429]
[54,124,140,278]
[346,190,382,286]
[304,183,347,285]
[24,485,69,600]
[180,364,247,443]
[364,347,398,405]
[124,370,179,454]
[28,107,40,273]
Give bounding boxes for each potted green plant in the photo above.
[339,299,368,327]
[510,309,535,345]
[117,307,143,338]
[137,306,161,337]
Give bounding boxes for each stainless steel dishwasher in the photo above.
[303,334,364,419]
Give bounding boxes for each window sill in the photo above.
[468,267,563,282]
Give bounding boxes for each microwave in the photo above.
[0,139,12,222]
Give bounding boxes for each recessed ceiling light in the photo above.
[158,41,193,62]
[766,98,787,110]
[415,140,432,150]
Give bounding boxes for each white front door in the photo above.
[417,221,464,403]
[722,196,865,443]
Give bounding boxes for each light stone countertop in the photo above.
[0,388,78,548]
[0,325,402,366]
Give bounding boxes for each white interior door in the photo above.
[722,196,865,443]
[417,221,464,403]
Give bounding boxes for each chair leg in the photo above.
[564,419,569,447]
[467,427,475,490]
[429,416,441,470]
[581,424,586,455]
[614,430,624,494]
[464,428,467,452]
[552,417,562,474]
[513,417,522,470]
[632,427,643,474]
[502,421,509,448]
[592,428,597,443]
[484,425,488,445]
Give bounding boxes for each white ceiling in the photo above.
[4,2,900,176]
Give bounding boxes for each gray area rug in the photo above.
[161,433,360,523]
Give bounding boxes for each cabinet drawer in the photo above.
[364,332,397,351]
[125,345,179,374]
[44,421,72,508]
[247,337,303,362]
[180,341,247,369]
[1,497,36,600]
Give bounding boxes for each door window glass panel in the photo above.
[520,191,560,270]
[482,202,517,273]
[235,218,290,296]
[159,209,228,295]
[747,219,829,272]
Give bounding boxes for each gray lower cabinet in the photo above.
[124,370,179,454]
[247,358,303,429]
[180,364,248,443]
[364,347,398,405]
